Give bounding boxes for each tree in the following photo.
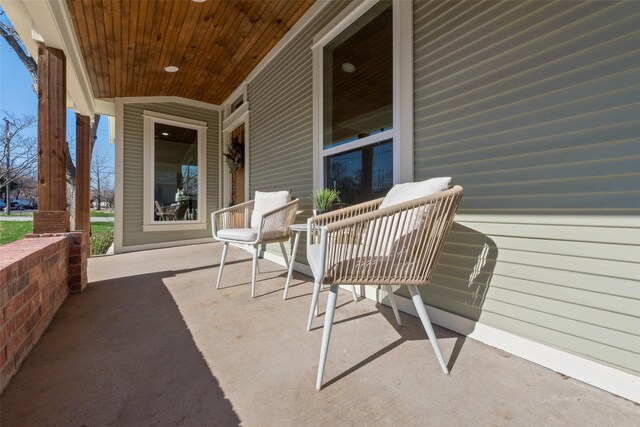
[91,151,113,210]
[1,114,38,214]
[0,14,101,187]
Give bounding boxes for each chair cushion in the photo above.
[216,228,258,242]
[379,177,451,208]
[367,177,452,257]
[250,191,290,229]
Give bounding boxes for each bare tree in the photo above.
[1,114,37,214]
[0,14,101,187]
[91,151,113,211]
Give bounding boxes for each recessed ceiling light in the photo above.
[162,132,169,136]
[192,0,207,2]
[164,65,179,73]
[341,62,356,73]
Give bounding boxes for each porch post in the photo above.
[74,114,91,233]
[33,45,69,234]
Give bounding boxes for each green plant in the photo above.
[0,221,33,245]
[91,230,114,255]
[222,139,244,172]
[312,188,340,212]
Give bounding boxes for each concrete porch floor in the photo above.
[1,242,638,426]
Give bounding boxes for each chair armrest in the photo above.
[211,200,255,238]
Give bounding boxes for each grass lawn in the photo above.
[0,221,114,254]
[91,210,114,218]
[0,221,34,245]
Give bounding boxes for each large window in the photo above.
[143,111,207,231]
[313,0,413,205]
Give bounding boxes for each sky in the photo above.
[0,7,114,176]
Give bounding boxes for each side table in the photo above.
[284,223,307,299]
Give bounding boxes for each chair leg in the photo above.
[316,285,338,390]
[283,232,300,300]
[251,245,259,298]
[383,285,402,327]
[279,242,290,269]
[408,285,449,374]
[216,242,229,290]
[307,280,322,331]
[350,285,358,302]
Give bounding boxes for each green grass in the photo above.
[90,223,114,255]
[0,221,34,245]
[0,221,115,255]
[91,210,114,218]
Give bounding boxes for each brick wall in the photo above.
[0,232,88,391]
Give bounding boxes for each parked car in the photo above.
[0,200,5,209]
[10,198,33,209]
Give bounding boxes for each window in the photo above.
[313,0,413,202]
[325,140,393,205]
[143,111,207,231]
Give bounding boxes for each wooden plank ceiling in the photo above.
[67,0,315,105]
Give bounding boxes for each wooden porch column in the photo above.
[74,114,91,233]
[33,45,69,234]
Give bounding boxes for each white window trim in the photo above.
[312,0,413,190]
[222,82,249,122]
[221,110,250,207]
[142,110,208,232]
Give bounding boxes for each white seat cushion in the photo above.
[368,177,452,257]
[216,228,258,242]
[250,191,290,229]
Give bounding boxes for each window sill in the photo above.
[142,222,208,232]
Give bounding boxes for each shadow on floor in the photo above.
[0,267,240,426]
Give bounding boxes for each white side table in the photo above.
[284,223,307,300]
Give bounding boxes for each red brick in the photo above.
[2,318,15,345]
[6,323,27,357]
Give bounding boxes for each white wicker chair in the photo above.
[212,192,299,298]
[306,185,463,390]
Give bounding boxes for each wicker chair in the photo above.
[306,185,463,390]
[212,191,299,298]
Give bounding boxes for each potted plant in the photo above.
[312,188,340,215]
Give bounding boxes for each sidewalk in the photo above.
[0,215,114,223]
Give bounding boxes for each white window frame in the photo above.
[221,82,250,207]
[142,110,208,231]
[312,0,413,190]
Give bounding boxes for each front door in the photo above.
[231,124,245,205]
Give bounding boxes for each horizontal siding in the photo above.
[122,102,219,247]
[247,1,350,259]
[413,0,640,375]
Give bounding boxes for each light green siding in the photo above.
[247,1,351,260]
[122,102,220,247]
[411,1,640,375]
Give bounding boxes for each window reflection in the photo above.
[323,1,393,148]
[153,123,199,221]
[325,140,393,205]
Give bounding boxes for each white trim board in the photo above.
[390,294,640,404]
[119,237,215,254]
[114,99,125,254]
[117,96,222,112]
[243,245,640,404]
